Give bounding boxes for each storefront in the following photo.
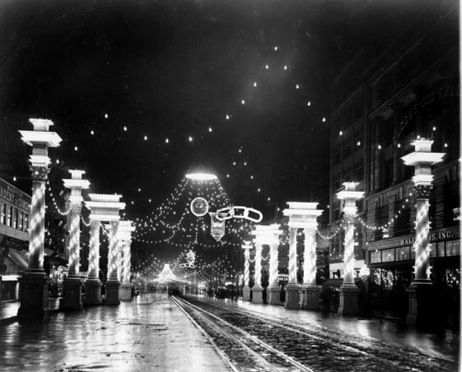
[366,226,460,325]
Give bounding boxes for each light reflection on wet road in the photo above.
[0,294,231,372]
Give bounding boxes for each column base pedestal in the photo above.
[84,278,102,305]
[406,282,440,328]
[267,286,281,305]
[252,287,264,303]
[119,283,133,301]
[18,270,49,320]
[105,280,121,305]
[338,283,359,316]
[242,287,251,301]
[60,277,84,311]
[284,283,300,310]
[300,285,321,310]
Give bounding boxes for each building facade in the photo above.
[326,5,459,324]
[0,177,31,300]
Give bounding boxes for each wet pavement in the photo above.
[0,294,459,371]
[198,295,460,363]
[0,294,232,372]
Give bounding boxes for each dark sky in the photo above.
[0,0,455,223]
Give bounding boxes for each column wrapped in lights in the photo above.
[60,170,90,311]
[300,203,323,310]
[253,224,282,305]
[107,221,120,282]
[402,139,445,283]
[401,138,445,326]
[336,183,363,316]
[283,202,315,310]
[118,220,135,301]
[18,118,62,319]
[85,193,125,306]
[242,241,252,301]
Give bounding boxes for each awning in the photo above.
[8,249,28,271]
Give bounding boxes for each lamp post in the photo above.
[85,194,125,305]
[253,224,282,305]
[18,118,62,319]
[401,138,445,326]
[336,182,364,316]
[242,241,252,301]
[118,220,135,301]
[60,170,90,311]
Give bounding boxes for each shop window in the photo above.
[382,248,395,262]
[0,202,5,224]
[429,243,437,257]
[437,241,445,257]
[446,240,460,256]
[370,250,381,263]
[6,205,11,226]
[396,246,410,261]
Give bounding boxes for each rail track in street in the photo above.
[172,295,458,372]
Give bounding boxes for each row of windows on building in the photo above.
[369,240,460,264]
[0,202,29,232]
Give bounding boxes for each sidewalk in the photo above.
[0,294,232,372]
[199,294,460,363]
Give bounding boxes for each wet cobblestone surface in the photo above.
[178,296,459,372]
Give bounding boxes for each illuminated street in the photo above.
[0,1,460,371]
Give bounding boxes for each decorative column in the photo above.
[118,221,135,301]
[283,202,307,309]
[401,139,445,326]
[336,182,364,316]
[251,237,264,303]
[253,224,282,305]
[84,219,102,305]
[60,170,90,311]
[85,194,125,306]
[242,241,252,301]
[18,118,62,319]
[300,203,323,310]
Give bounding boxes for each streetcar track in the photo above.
[172,296,315,372]
[178,295,458,372]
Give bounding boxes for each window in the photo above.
[6,205,11,226]
[437,242,445,257]
[12,208,18,229]
[0,203,5,224]
[370,250,381,263]
[394,201,411,236]
[18,212,24,231]
[24,214,29,231]
[446,240,460,256]
[382,248,395,262]
[375,204,389,240]
[396,246,410,261]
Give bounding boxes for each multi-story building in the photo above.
[326,4,459,324]
[0,177,31,300]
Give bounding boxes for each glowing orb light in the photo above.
[190,197,209,217]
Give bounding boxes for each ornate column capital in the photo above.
[412,184,432,199]
[343,215,356,224]
[70,203,82,215]
[30,165,50,181]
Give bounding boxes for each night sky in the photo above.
[0,0,454,224]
